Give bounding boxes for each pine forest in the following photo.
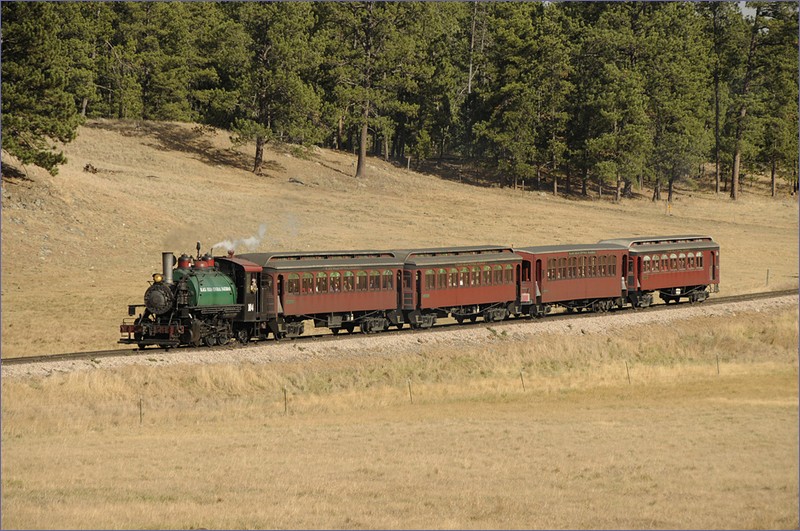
[2,1,798,200]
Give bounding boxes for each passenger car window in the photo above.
[343,271,354,292]
[425,269,436,290]
[316,272,328,293]
[302,273,314,294]
[330,272,341,292]
[287,273,300,295]
[356,271,368,291]
[369,270,380,291]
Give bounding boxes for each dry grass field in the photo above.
[2,308,798,529]
[1,119,797,357]
[1,119,798,529]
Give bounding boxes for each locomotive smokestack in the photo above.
[162,252,174,284]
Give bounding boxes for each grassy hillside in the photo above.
[2,120,797,529]
[1,119,798,357]
[2,308,797,529]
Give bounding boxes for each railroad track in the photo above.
[3,288,795,367]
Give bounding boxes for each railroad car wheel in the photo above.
[331,328,340,336]
[455,316,464,324]
[137,343,146,350]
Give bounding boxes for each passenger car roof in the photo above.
[514,243,627,254]
[598,235,719,253]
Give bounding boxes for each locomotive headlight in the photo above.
[153,273,164,283]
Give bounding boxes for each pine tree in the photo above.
[697,2,745,194]
[754,2,799,197]
[580,4,653,200]
[1,3,84,175]
[231,2,322,173]
[319,2,420,177]
[186,3,249,128]
[642,3,712,203]
[473,3,574,190]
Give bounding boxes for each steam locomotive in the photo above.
[120,236,720,349]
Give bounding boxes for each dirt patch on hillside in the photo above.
[2,119,798,357]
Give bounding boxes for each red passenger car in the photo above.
[397,246,522,327]
[599,235,720,304]
[514,244,629,315]
[238,250,404,337]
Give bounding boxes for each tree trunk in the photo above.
[384,135,389,161]
[467,1,477,95]
[582,167,588,196]
[552,175,557,196]
[336,115,344,151]
[652,178,661,201]
[565,172,571,195]
[730,6,761,201]
[730,144,741,200]
[771,158,777,197]
[667,175,675,203]
[713,4,721,194]
[253,136,265,174]
[536,165,541,190]
[355,102,369,178]
[614,178,621,202]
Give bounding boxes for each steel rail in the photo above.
[2,288,795,367]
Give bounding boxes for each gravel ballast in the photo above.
[4,295,796,380]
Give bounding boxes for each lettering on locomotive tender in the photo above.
[199,286,232,293]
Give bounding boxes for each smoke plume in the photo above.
[212,224,268,253]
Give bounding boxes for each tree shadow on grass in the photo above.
[409,156,625,202]
[84,120,286,174]
[1,157,35,184]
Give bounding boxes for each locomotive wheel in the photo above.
[235,328,250,344]
[217,330,230,346]
[204,335,217,347]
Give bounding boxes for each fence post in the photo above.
[407,379,413,404]
[625,361,631,384]
[283,387,288,415]
[766,268,770,287]
[519,370,526,392]
[139,397,143,425]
